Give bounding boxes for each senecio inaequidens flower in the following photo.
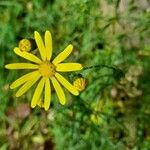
[5,30,83,111]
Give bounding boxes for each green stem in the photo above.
[82,65,118,72]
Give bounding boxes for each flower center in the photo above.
[39,61,55,77]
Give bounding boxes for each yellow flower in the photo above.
[5,31,83,111]
[73,77,86,91]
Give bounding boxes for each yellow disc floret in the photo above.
[39,61,55,77]
[19,39,31,52]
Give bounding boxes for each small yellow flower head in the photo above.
[73,77,86,91]
[19,39,31,52]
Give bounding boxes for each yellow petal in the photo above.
[45,31,52,61]
[34,31,46,61]
[50,77,66,105]
[10,71,39,89]
[31,77,45,108]
[14,47,42,64]
[55,73,79,96]
[56,63,83,72]
[5,63,38,69]
[44,78,51,111]
[16,74,41,97]
[52,44,73,65]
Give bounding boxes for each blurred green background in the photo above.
[0,0,150,149]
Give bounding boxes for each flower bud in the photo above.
[73,77,86,91]
[19,39,31,52]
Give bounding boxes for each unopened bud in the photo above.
[73,77,86,91]
[19,39,31,52]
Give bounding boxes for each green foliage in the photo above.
[0,0,150,149]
